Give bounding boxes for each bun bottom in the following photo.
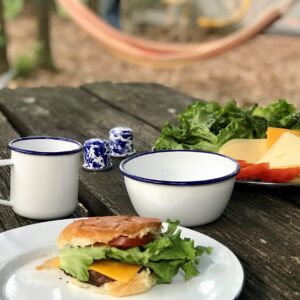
[69,269,156,297]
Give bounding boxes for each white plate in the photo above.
[0,219,244,300]
[236,180,300,187]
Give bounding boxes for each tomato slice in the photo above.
[108,233,154,248]
[236,160,300,183]
[236,163,269,180]
[259,167,300,183]
[237,160,254,169]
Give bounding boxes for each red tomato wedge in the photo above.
[236,163,269,180]
[237,160,254,168]
[236,159,300,183]
[259,167,300,183]
[108,233,154,248]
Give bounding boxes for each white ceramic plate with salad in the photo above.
[236,180,300,187]
[154,100,300,186]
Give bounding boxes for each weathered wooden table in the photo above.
[0,82,298,300]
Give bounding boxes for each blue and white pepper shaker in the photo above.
[109,127,136,157]
[83,138,112,171]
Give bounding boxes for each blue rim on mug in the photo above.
[83,138,112,171]
[8,136,83,156]
[109,127,136,158]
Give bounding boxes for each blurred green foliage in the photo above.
[14,52,37,77]
[0,34,6,47]
[4,0,23,20]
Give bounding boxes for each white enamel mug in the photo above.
[0,136,83,220]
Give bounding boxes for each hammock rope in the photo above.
[56,0,294,68]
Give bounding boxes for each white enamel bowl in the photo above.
[120,150,240,227]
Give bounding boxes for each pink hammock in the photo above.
[56,0,294,67]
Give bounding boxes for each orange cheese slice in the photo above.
[36,257,60,270]
[258,132,300,168]
[290,176,300,183]
[218,138,267,163]
[89,260,142,283]
[267,127,300,149]
[37,257,142,283]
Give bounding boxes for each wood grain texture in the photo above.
[196,185,300,299]
[0,112,34,232]
[0,108,88,232]
[0,147,88,232]
[0,83,299,299]
[0,110,19,145]
[82,82,196,129]
[0,87,158,216]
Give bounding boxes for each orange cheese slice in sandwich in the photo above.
[36,257,60,270]
[89,260,142,283]
[36,257,142,283]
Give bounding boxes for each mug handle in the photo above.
[0,159,13,206]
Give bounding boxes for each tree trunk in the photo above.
[0,0,9,73]
[36,0,55,70]
[87,0,99,13]
[22,0,37,16]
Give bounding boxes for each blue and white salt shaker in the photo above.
[83,138,112,171]
[109,127,136,157]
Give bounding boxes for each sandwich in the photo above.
[38,216,212,297]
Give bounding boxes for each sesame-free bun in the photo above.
[57,216,162,249]
[69,269,156,297]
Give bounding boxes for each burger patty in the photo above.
[87,270,115,287]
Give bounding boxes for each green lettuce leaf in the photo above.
[181,260,200,280]
[145,259,184,283]
[154,99,299,151]
[59,246,107,281]
[105,246,149,265]
[252,99,300,128]
[59,221,212,284]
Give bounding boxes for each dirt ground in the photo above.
[6,15,300,108]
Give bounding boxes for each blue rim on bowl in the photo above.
[120,150,240,186]
[8,136,83,156]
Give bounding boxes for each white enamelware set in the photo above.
[0,136,239,226]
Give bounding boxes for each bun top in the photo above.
[57,216,162,249]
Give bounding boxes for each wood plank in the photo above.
[196,185,300,300]
[0,110,19,144]
[0,147,89,232]
[0,86,159,216]
[0,113,34,232]
[0,110,88,232]
[0,84,298,299]
[82,82,196,129]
